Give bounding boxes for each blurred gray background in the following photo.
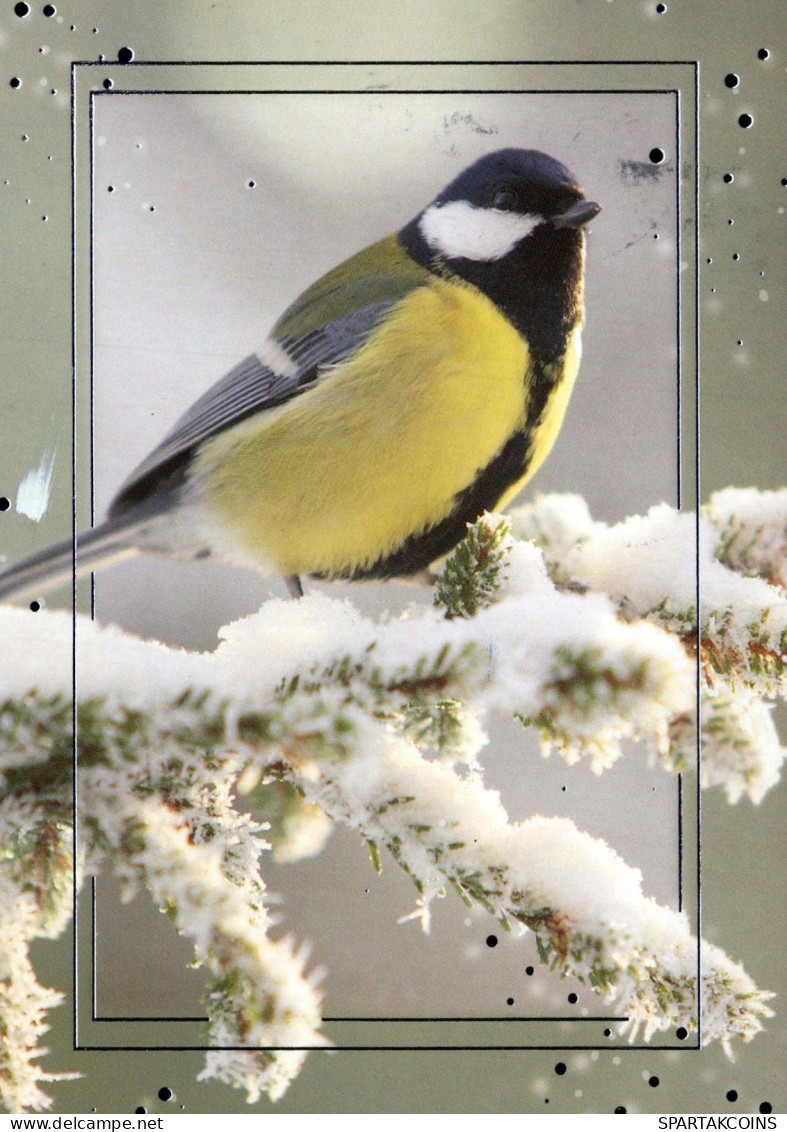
[0,0,784,1116]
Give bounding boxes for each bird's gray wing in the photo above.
[108,298,398,517]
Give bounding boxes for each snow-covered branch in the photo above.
[0,489,783,1110]
[0,803,77,1112]
[510,489,787,799]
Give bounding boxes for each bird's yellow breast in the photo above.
[197,277,532,577]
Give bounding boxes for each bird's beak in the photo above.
[552,200,602,229]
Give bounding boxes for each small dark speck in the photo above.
[118,46,135,63]
[604,1028,612,1037]
[486,934,498,948]
[30,601,41,612]
[134,1109,146,1116]
[706,257,712,264]
[50,88,57,95]
[738,113,753,128]
[103,79,113,90]
[22,134,29,141]
[653,233,660,240]
[727,218,734,225]
[726,1090,739,1103]
[567,992,578,1004]
[759,1103,773,1115]
[554,1062,567,1076]
[781,178,787,187]
[732,253,740,261]
[723,173,734,183]
[648,1076,660,1088]
[157,1087,173,1102]
[655,2,666,11]
[724,73,739,89]
[506,997,514,1006]
[649,147,665,164]
[0,498,11,511]
[526,966,535,976]
[92,27,98,34]
[10,77,22,90]
[148,205,155,212]
[14,1,30,16]
[757,48,770,60]
[247,179,256,189]
[561,785,567,792]
[41,215,47,221]
[107,185,114,193]
[614,1107,627,1114]
[736,339,743,346]
[43,3,56,15]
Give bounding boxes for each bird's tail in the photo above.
[0,519,144,604]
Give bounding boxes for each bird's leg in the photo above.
[285,574,304,599]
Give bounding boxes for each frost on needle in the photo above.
[0,490,783,1110]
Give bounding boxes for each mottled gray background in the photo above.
[0,0,784,1116]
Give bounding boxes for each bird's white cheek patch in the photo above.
[419,200,543,261]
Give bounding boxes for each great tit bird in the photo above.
[0,148,600,603]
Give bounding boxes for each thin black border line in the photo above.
[87,91,97,621]
[88,94,95,532]
[75,58,701,67]
[91,876,96,1020]
[80,68,700,1053]
[694,56,703,1046]
[74,60,701,1054]
[676,87,682,510]
[70,55,80,1055]
[322,1016,629,1024]
[94,1017,626,1024]
[74,1043,693,1052]
[90,87,681,97]
[673,83,685,921]
[678,773,684,913]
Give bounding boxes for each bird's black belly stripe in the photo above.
[341,428,534,580]
[334,356,560,581]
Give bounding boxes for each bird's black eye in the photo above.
[493,188,518,210]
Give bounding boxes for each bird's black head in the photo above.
[434,148,582,212]
[399,148,601,360]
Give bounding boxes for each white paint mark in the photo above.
[759,289,770,301]
[16,447,56,522]
[419,200,542,261]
